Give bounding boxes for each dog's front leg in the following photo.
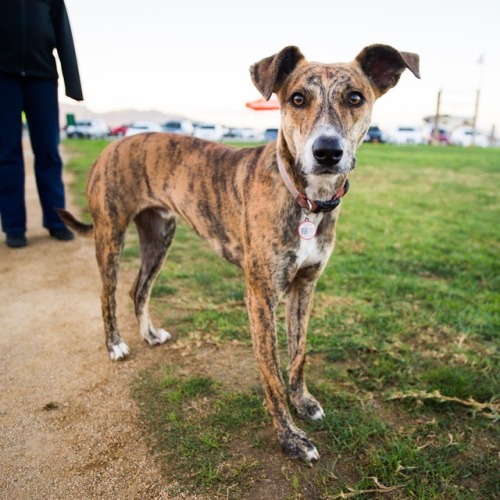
[245,281,320,462]
[286,270,325,421]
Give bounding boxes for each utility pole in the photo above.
[433,89,442,145]
[472,55,484,147]
[471,89,480,147]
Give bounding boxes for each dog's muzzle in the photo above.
[312,136,344,173]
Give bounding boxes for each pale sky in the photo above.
[62,0,499,132]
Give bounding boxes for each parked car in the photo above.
[263,128,278,141]
[66,119,109,139]
[223,127,258,140]
[193,123,224,141]
[364,125,384,143]
[110,124,130,137]
[386,126,426,145]
[124,122,162,137]
[161,119,194,136]
[427,128,451,145]
[450,127,489,147]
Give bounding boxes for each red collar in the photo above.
[276,155,349,213]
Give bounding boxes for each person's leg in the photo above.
[0,74,27,240]
[24,77,71,235]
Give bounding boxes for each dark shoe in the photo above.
[6,233,27,248]
[49,227,75,241]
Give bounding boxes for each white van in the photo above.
[66,119,109,139]
[193,124,224,141]
[161,119,194,136]
[386,126,426,145]
[124,122,163,137]
[450,127,489,147]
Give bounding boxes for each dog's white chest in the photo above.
[296,213,325,269]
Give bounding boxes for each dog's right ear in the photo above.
[250,46,305,100]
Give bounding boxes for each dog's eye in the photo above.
[347,91,364,107]
[291,93,306,107]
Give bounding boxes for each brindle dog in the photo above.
[59,45,420,461]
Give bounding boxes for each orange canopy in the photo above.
[245,94,279,111]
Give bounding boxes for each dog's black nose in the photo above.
[312,136,344,166]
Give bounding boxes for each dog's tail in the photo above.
[56,209,94,237]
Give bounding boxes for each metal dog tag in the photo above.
[298,218,317,240]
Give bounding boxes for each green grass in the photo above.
[131,369,269,493]
[63,138,110,218]
[64,139,499,499]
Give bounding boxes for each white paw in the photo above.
[311,406,325,421]
[306,445,320,462]
[281,428,320,462]
[145,328,171,346]
[156,328,171,344]
[109,342,130,361]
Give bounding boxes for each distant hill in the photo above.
[59,103,184,128]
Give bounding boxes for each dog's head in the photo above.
[250,45,420,177]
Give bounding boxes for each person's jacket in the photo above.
[0,0,83,101]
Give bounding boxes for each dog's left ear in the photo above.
[355,44,420,96]
[250,46,305,100]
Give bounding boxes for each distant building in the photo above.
[423,114,497,146]
[423,114,472,133]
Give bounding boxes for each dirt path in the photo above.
[0,144,179,499]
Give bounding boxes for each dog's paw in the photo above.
[109,342,131,361]
[292,393,325,421]
[280,427,320,463]
[310,406,326,421]
[144,327,171,347]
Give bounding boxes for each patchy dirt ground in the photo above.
[0,145,262,499]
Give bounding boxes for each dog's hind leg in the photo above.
[130,208,176,347]
[286,270,325,421]
[94,224,130,361]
